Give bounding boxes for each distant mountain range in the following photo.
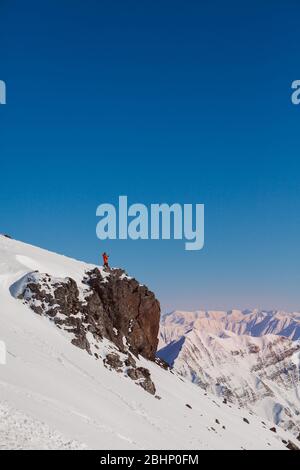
[159,309,300,348]
[158,310,300,436]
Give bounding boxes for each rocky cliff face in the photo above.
[12,267,161,394]
[85,268,160,360]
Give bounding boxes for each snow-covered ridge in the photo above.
[0,236,298,449]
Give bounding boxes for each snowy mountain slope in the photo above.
[0,401,86,450]
[158,327,300,435]
[159,309,300,348]
[0,236,297,450]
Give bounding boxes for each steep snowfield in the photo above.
[159,310,300,349]
[0,236,296,449]
[0,402,86,450]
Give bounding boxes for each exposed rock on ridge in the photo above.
[12,267,161,395]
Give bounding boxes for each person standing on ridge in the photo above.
[102,252,109,268]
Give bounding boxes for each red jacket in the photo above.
[102,253,109,264]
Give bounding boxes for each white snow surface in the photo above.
[0,236,296,449]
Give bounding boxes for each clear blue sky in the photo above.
[1,1,300,312]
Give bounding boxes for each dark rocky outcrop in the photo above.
[127,367,156,395]
[286,440,300,451]
[103,353,124,371]
[102,351,156,395]
[13,267,161,395]
[83,268,160,360]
